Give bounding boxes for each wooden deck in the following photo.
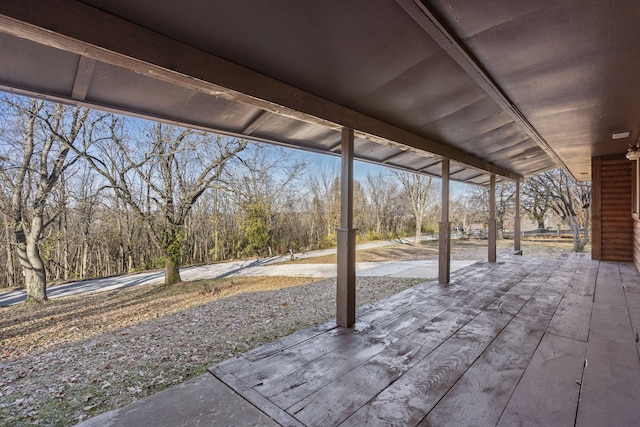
[209,254,640,426]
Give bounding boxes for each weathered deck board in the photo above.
[295,262,547,426]
[208,255,640,426]
[576,262,640,426]
[280,262,530,425]
[546,262,597,342]
[342,309,516,426]
[256,296,462,409]
[287,295,521,424]
[421,268,572,426]
[497,333,586,426]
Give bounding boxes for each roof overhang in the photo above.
[0,1,635,184]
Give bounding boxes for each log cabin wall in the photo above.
[634,213,640,270]
[634,159,640,271]
[591,156,633,262]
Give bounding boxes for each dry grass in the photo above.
[286,237,584,264]
[1,276,316,361]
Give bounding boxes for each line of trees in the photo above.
[0,95,591,301]
[0,96,438,300]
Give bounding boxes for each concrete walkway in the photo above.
[77,373,278,427]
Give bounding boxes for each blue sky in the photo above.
[122,113,468,196]
[291,148,469,195]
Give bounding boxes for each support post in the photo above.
[488,174,497,262]
[337,128,356,327]
[439,159,451,284]
[514,181,522,254]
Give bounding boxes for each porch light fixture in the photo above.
[613,131,631,139]
[626,138,640,161]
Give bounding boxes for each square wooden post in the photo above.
[336,128,356,328]
[439,159,451,284]
[514,180,522,254]
[488,174,497,262]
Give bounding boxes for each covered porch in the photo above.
[209,253,640,426]
[1,2,640,425]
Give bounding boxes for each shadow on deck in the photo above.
[211,254,640,426]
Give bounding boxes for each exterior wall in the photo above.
[634,213,640,270]
[591,156,633,262]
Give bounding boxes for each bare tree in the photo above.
[394,171,436,244]
[0,97,101,302]
[467,183,515,239]
[522,178,553,230]
[1,202,19,288]
[228,144,307,256]
[81,120,247,285]
[364,171,402,238]
[308,163,340,248]
[527,169,591,251]
[450,194,484,237]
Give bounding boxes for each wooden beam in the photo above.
[381,150,409,164]
[327,140,342,152]
[242,110,273,136]
[0,0,523,182]
[71,55,95,101]
[337,128,356,328]
[488,174,497,262]
[439,159,451,284]
[418,160,442,172]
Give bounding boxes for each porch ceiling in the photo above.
[0,1,637,183]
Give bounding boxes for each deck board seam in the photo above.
[248,262,535,392]
[335,258,544,425]
[620,261,640,363]
[210,370,302,427]
[494,257,578,426]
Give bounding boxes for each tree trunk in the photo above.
[571,222,582,252]
[81,237,89,279]
[4,219,16,288]
[162,226,183,285]
[537,219,546,230]
[165,255,181,285]
[414,216,422,245]
[24,238,47,303]
[24,267,47,302]
[568,216,588,252]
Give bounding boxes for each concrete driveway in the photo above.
[0,238,476,307]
